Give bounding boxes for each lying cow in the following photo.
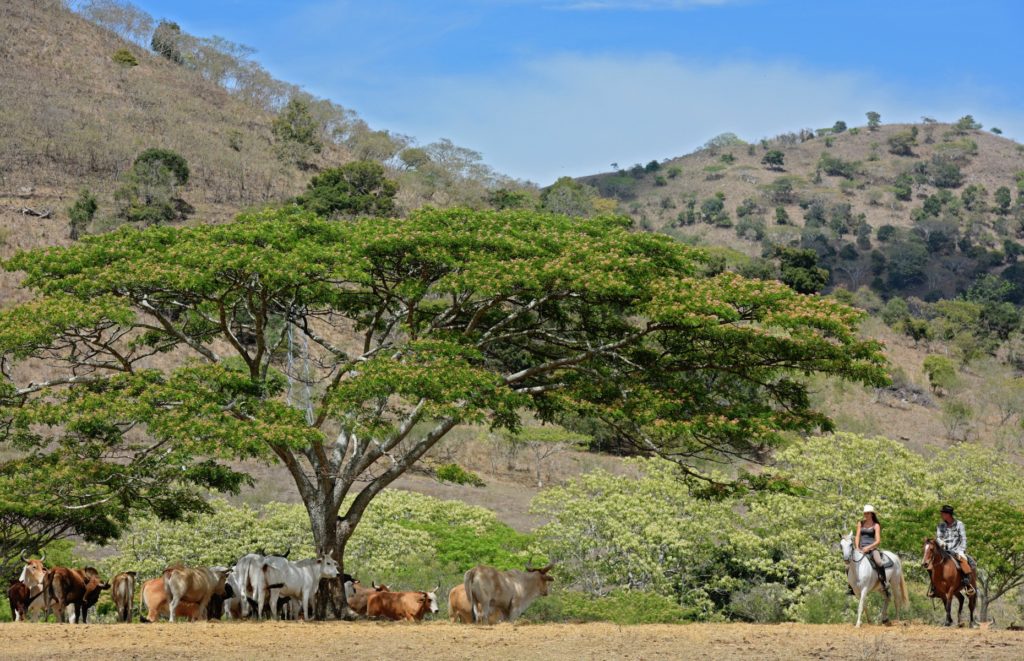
[8,580,30,622]
[258,553,339,620]
[140,577,203,622]
[163,565,232,623]
[345,580,390,616]
[464,564,554,623]
[111,572,137,623]
[447,584,472,623]
[47,566,110,624]
[366,587,439,622]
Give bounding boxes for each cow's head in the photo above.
[425,586,439,614]
[315,555,340,579]
[526,564,556,596]
[18,550,47,590]
[211,566,233,595]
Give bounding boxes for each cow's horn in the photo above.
[431,585,439,593]
[372,581,378,589]
[20,549,29,562]
[39,550,45,563]
[283,545,291,559]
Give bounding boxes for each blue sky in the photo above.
[129,0,1022,184]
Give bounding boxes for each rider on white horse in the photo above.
[855,505,888,596]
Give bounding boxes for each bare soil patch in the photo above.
[5,621,1023,660]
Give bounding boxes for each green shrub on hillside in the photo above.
[435,463,486,487]
[112,48,138,67]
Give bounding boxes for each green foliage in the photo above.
[761,150,785,170]
[887,127,918,156]
[111,48,138,67]
[777,247,829,294]
[954,114,982,133]
[667,166,682,179]
[995,186,1012,215]
[929,156,964,188]
[818,153,859,179]
[272,98,323,163]
[774,206,789,225]
[832,120,847,134]
[296,161,398,218]
[150,20,183,63]
[488,188,535,210]
[434,463,486,487]
[67,188,98,241]
[645,160,661,172]
[866,111,881,130]
[113,148,190,225]
[540,177,600,216]
[922,354,958,393]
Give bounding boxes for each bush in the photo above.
[524,589,696,624]
[297,161,398,218]
[435,463,486,487]
[112,48,138,67]
[818,153,859,179]
[729,583,790,623]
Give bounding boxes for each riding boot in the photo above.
[877,568,890,597]
[962,574,975,596]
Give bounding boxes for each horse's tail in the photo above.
[894,569,910,611]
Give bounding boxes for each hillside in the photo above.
[579,120,1024,455]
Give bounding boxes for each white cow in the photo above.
[259,554,339,621]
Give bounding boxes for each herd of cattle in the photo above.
[8,550,556,625]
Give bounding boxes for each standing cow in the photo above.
[163,565,232,623]
[140,576,204,622]
[464,564,554,623]
[46,566,109,624]
[111,572,137,623]
[8,580,31,622]
[17,550,48,621]
[258,553,339,620]
[366,587,439,622]
[447,583,472,623]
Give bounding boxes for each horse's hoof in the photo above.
[881,619,891,626]
[943,621,954,627]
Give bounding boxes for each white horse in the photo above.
[840,533,909,627]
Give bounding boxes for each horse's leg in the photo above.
[968,592,977,628]
[880,589,890,625]
[856,587,869,627]
[955,592,964,627]
[943,595,953,626]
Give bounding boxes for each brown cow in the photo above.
[111,572,138,623]
[464,564,554,623]
[366,587,439,622]
[163,565,231,622]
[447,584,472,623]
[140,577,202,622]
[345,580,390,616]
[46,566,109,624]
[8,580,30,622]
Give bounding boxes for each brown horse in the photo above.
[922,538,977,627]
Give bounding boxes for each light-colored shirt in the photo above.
[937,519,967,556]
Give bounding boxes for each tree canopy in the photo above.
[0,207,886,605]
[296,161,398,218]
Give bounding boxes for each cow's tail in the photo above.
[464,567,478,624]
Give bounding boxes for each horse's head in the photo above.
[922,537,939,570]
[840,533,854,561]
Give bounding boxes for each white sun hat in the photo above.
[863,505,876,514]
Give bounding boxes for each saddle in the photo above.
[868,552,895,570]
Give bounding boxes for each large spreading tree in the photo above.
[0,207,886,612]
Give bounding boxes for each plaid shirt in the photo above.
[937,519,967,556]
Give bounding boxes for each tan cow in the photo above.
[345,580,390,616]
[464,564,554,623]
[17,550,48,621]
[366,588,439,622]
[447,584,472,623]
[163,565,231,622]
[111,571,138,623]
[140,577,202,622]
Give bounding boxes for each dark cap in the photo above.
[940,505,955,515]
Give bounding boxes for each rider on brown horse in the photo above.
[929,504,975,598]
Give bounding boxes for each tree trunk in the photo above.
[978,576,989,622]
[306,494,357,621]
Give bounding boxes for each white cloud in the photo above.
[361,53,1021,184]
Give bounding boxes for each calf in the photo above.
[111,572,137,623]
[447,584,472,623]
[465,564,554,624]
[8,580,30,622]
[259,554,340,620]
[163,565,232,623]
[366,587,439,622]
[345,580,390,616]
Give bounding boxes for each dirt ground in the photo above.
[5,621,1023,660]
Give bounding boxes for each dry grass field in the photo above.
[5,621,1024,660]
